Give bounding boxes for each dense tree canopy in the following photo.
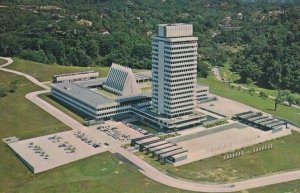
[229,10,300,92]
[0,0,299,92]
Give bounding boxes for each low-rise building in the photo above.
[52,71,99,83]
[195,85,209,103]
[51,82,151,120]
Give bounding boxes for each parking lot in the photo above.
[123,121,153,135]
[8,131,107,173]
[87,120,144,146]
[7,120,145,173]
[97,125,131,142]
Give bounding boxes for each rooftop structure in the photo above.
[131,135,187,163]
[52,71,99,83]
[134,71,152,83]
[156,23,193,38]
[75,78,106,88]
[103,63,141,96]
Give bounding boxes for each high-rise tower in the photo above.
[151,24,198,118]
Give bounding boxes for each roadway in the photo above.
[1,57,300,192]
[0,57,49,90]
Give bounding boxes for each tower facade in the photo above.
[151,24,198,118]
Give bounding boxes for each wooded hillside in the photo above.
[0,0,299,92]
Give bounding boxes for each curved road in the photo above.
[1,57,300,192]
[0,57,49,90]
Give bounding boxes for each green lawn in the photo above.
[199,74,300,125]
[1,151,196,193]
[6,58,144,82]
[249,180,300,193]
[241,83,300,99]
[0,71,70,193]
[136,132,300,183]
[0,71,70,139]
[39,93,86,123]
[6,58,111,82]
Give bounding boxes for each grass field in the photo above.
[0,150,195,193]
[39,93,86,123]
[249,180,300,193]
[136,132,300,183]
[199,74,300,125]
[241,83,300,99]
[0,71,70,193]
[6,58,144,82]
[0,71,70,139]
[6,58,111,82]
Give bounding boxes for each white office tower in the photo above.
[151,24,198,118]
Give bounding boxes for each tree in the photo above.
[197,61,209,78]
[131,43,150,59]
[274,90,290,111]
[83,40,99,59]
[19,50,49,64]
[67,48,92,67]
[41,39,65,64]
[245,77,252,85]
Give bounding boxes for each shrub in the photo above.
[0,87,7,97]
[296,98,300,106]
[259,91,268,99]
[248,88,255,95]
[286,95,296,106]
[8,79,19,93]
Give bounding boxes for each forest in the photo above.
[0,0,299,92]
